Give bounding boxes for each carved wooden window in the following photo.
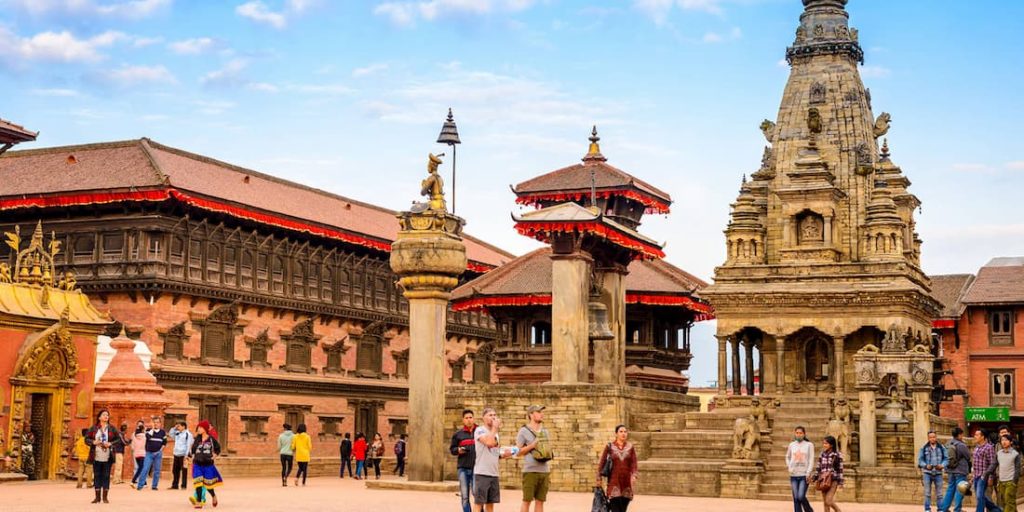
[240,416,269,440]
[627,321,642,345]
[291,260,305,297]
[146,232,164,261]
[240,250,254,288]
[318,416,344,441]
[375,277,388,310]
[472,345,492,383]
[286,342,310,372]
[356,329,384,378]
[530,322,551,346]
[324,340,349,375]
[352,402,380,437]
[271,256,284,294]
[101,232,124,260]
[337,269,350,305]
[195,304,241,367]
[281,319,318,373]
[246,329,273,369]
[207,243,221,283]
[169,236,184,262]
[388,419,408,437]
[159,322,188,361]
[321,266,333,303]
[308,264,320,300]
[188,240,203,279]
[223,246,237,285]
[450,356,466,383]
[990,310,1014,346]
[991,370,1015,408]
[392,349,409,379]
[127,231,140,259]
[256,253,269,291]
[73,234,95,262]
[279,405,312,430]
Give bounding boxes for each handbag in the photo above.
[815,471,833,492]
[591,486,610,512]
[600,443,613,478]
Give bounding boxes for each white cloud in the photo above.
[0,28,127,63]
[951,163,990,173]
[859,65,891,79]
[352,63,388,77]
[30,88,80,97]
[678,0,721,15]
[1004,161,1024,171]
[245,81,350,94]
[168,37,216,55]
[7,0,171,19]
[374,0,536,27]
[633,0,723,23]
[133,36,163,47]
[702,26,740,43]
[200,59,249,87]
[247,82,280,93]
[236,0,318,28]
[104,64,177,86]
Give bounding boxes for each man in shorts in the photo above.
[474,407,513,512]
[517,405,551,512]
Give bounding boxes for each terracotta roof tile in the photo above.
[0,139,512,268]
[929,274,975,318]
[514,161,671,205]
[962,258,1024,305]
[0,118,38,144]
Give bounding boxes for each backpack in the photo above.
[946,440,959,469]
[524,426,554,463]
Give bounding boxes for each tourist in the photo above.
[473,407,515,512]
[130,420,146,485]
[450,409,477,512]
[353,433,367,480]
[86,409,119,504]
[939,427,972,512]
[111,423,128,485]
[995,434,1020,512]
[291,423,312,486]
[596,425,638,512]
[189,420,223,509]
[339,432,353,478]
[369,433,385,480]
[971,429,1002,512]
[785,426,814,512]
[137,416,168,490]
[811,435,844,512]
[516,405,552,512]
[278,423,295,486]
[919,430,947,512]
[170,421,194,490]
[394,434,407,477]
[75,428,93,489]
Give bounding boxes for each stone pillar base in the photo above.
[719,459,764,499]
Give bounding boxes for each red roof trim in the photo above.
[0,188,494,271]
[452,294,552,312]
[932,319,956,329]
[626,293,714,315]
[514,220,665,260]
[453,292,714,320]
[515,189,671,214]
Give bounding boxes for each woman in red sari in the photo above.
[596,425,639,512]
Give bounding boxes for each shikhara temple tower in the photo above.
[702,0,941,453]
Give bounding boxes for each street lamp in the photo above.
[436,108,461,214]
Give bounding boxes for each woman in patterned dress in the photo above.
[596,425,639,512]
[189,420,223,509]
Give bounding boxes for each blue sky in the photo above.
[2,0,1023,386]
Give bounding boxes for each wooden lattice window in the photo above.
[282,318,319,373]
[992,370,1015,408]
[392,349,409,379]
[271,256,285,294]
[189,394,238,451]
[207,243,221,282]
[192,303,243,367]
[990,310,1014,346]
[318,416,344,441]
[240,416,269,440]
[292,259,305,298]
[101,232,124,260]
[388,418,408,437]
[246,329,273,369]
[279,404,312,430]
[450,355,466,383]
[159,321,189,361]
[256,253,269,291]
[240,250,254,288]
[169,236,184,262]
[337,269,350,305]
[73,234,95,260]
[321,266,333,302]
[472,344,493,383]
[324,339,351,375]
[355,323,387,378]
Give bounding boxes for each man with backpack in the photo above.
[516,405,553,512]
[939,427,973,512]
[394,434,407,477]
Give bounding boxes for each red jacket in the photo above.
[353,438,367,461]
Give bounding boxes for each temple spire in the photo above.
[582,125,606,163]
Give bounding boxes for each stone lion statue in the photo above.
[732,417,760,460]
[873,112,891,138]
[825,398,853,457]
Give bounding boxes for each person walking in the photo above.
[170,421,194,490]
[353,433,367,480]
[972,429,1003,512]
[86,409,119,504]
[939,427,972,512]
[596,425,638,512]
[189,420,223,509]
[995,434,1020,512]
[369,433,384,480]
[811,435,844,512]
[785,426,814,512]
[75,428,94,489]
[450,409,477,512]
[111,423,128,485]
[339,433,353,479]
[136,416,168,491]
[517,405,552,512]
[278,423,295,486]
[918,431,947,512]
[291,423,312,486]
[129,421,146,486]
[393,434,407,477]
[473,407,515,512]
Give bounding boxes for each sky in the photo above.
[2,0,1023,387]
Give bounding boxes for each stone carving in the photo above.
[799,215,824,243]
[865,88,872,108]
[835,25,849,39]
[807,108,823,134]
[750,397,768,432]
[732,417,761,459]
[854,142,873,175]
[206,301,239,324]
[857,365,876,384]
[57,271,77,291]
[813,24,824,38]
[795,26,806,43]
[911,365,929,384]
[908,342,930,355]
[825,398,852,456]
[881,323,906,353]
[843,89,861,103]
[858,342,880,355]
[810,82,826,104]
[291,317,316,340]
[882,387,909,424]
[873,112,891,138]
[760,119,777,144]
[850,27,859,41]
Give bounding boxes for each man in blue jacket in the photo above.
[919,430,947,512]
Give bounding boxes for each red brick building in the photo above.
[934,258,1024,430]
[0,138,511,466]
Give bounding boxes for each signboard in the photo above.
[965,407,1010,423]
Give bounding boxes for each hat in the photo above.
[526,405,545,417]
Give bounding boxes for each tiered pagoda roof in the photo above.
[0,117,37,152]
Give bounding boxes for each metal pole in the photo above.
[451,144,457,214]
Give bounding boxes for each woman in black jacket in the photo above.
[85,409,120,504]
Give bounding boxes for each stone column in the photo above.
[550,253,592,383]
[390,206,467,483]
[593,268,626,385]
[858,390,877,466]
[744,338,755,395]
[717,336,728,395]
[776,337,786,391]
[731,337,741,395]
[833,335,845,394]
[912,390,931,453]
[758,346,765,394]
[824,215,833,245]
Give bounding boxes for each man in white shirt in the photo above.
[473,407,514,512]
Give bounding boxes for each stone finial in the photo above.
[880,138,891,159]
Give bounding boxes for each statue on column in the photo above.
[417,153,447,212]
[825,398,853,457]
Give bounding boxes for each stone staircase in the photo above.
[758,396,834,501]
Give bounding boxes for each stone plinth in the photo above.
[719,459,765,499]
[92,330,172,481]
[391,206,466,483]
